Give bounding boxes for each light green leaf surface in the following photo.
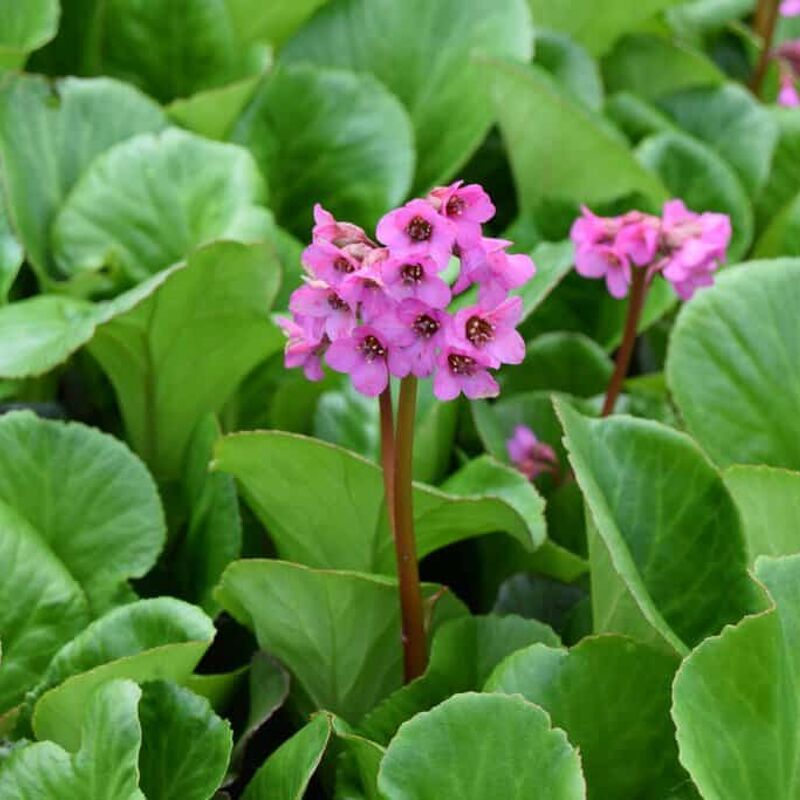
[0,1,60,69]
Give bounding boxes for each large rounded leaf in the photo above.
[667,259,800,469]
[215,560,466,721]
[556,400,758,654]
[672,554,800,800]
[282,0,533,191]
[0,411,165,611]
[0,75,167,279]
[377,693,586,799]
[51,128,272,285]
[233,63,413,236]
[0,0,59,69]
[213,432,546,573]
[486,636,684,799]
[0,680,145,800]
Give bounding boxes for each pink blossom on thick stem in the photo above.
[302,240,361,287]
[433,347,499,400]
[388,300,449,378]
[575,243,632,299]
[376,199,456,268]
[428,180,495,248]
[325,325,393,397]
[452,297,525,368]
[507,425,559,480]
[289,281,355,340]
[277,317,327,382]
[382,255,452,308]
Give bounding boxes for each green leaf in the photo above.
[534,31,603,111]
[667,258,800,470]
[672,554,800,800]
[213,432,546,573]
[602,34,724,100]
[88,241,282,480]
[0,680,145,800]
[138,681,232,800]
[233,64,414,237]
[756,109,800,229]
[215,560,466,721]
[636,131,753,260]
[0,1,59,69]
[489,60,666,216]
[360,614,559,745]
[486,635,684,799]
[0,411,165,612]
[0,501,90,714]
[556,399,758,654]
[242,713,333,800]
[502,332,613,396]
[377,693,586,799]
[658,84,778,195]
[86,0,269,104]
[282,0,534,192]
[754,189,800,257]
[32,597,216,751]
[527,0,686,55]
[175,415,242,614]
[0,75,167,280]
[518,240,577,324]
[51,128,272,286]
[225,0,330,45]
[723,465,800,563]
[0,187,23,302]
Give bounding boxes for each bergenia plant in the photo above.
[280,183,534,678]
[571,201,732,415]
[507,425,559,481]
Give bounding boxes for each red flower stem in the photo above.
[601,268,648,417]
[392,376,427,681]
[750,0,781,96]
[378,387,396,523]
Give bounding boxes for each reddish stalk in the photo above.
[392,376,427,681]
[750,0,781,96]
[601,268,648,417]
[378,388,396,523]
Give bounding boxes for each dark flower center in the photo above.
[334,256,355,274]
[360,334,386,362]
[446,196,466,217]
[400,263,425,284]
[406,216,432,241]
[413,314,440,339]
[466,316,494,346]
[327,293,349,311]
[448,353,477,376]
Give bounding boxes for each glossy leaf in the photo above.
[0,75,167,280]
[138,681,233,800]
[667,259,800,469]
[556,399,758,654]
[672,554,800,800]
[213,431,546,573]
[88,241,282,480]
[282,0,534,191]
[756,108,800,230]
[0,191,23,301]
[361,614,559,744]
[233,64,414,237]
[215,560,466,721]
[377,693,586,799]
[487,635,684,799]
[723,465,800,563]
[51,128,272,286]
[534,32,603,111]
[225,0,330,45]
[32,598,215,750]
[0,1,59,69]
[0,680,145,800]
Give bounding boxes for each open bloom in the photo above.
[289,281,355,340]
[452,297,525,368]
[389,300,450,378]
[382,255,452,308]
[507,425,559,480]
[433,347,499,400]
[302,240,361,287]
[428,180,495,248]
[277,317,328,382]
[376,199,456,268]
[325,325,393,396]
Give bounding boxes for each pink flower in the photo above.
[277,317,327,381]
[289,281,355,340]
[779,71,800,107]
[302,240,361,287]
[338,266,395,323]
[574,243,632,299]
[452,297,525,368]
[782,0,800,16]
[388,300,449,378]
[453,237,511,294]
[312,204,370,247]
[428,181,495,248]
[325,325,393,396]
[507,425,558,480]
[433,347,499,400]
[376,199,456,268]
[615,213,660,266]
[382,255,452,308]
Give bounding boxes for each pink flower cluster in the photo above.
[570,200,732,301]
[507,425,558,481]
[279,183,535,399]
[777,1,800,106]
